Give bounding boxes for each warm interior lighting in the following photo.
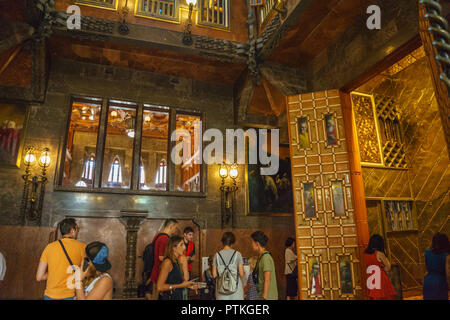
[229,164,238,179]
[38,148,51,167]
[24,151,36,165]
[111,110,118,117]
[183,0,197,46]
[219,164,228,178]
[126,129,135,138]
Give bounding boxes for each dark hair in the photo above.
[184,226,194,234]
[365,234,385,254]
[163,219,178,228]
[59,218,77,236]
[285,237,295,247]
[164,235,184,261]
[431,232,449,254]
[251,231,268,248]
[221,232,236,246]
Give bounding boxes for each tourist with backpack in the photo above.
[142,219,179,300]
[250,231,278,300]
[212,232,245,300]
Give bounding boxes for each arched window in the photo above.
[139,161,150,190]
[155,159,167,186]
[82,154,95,182]
[76,153,95,187]
[108,156,122,187]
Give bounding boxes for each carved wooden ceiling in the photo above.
[268,0,374,67]
[47,35,247,85]
[0,0,424,121]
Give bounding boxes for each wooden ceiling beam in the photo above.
[233,68,256,124]
[0,21,34,54]
[52,16,248,65]
[259,61,307,96]
[309,0,420,93]
[257,0,315,62]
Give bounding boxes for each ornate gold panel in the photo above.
[287,90,362,300]
[350,92,384,166]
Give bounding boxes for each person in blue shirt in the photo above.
[423,232,449,300]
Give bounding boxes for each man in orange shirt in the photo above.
[36,218,86,300]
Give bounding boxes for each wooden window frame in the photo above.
[134,0,180,23]
[75,0,119,11]
[197,0,230,31]
[55,95,205,197]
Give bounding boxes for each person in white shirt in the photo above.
[0,251,6,281]
[284,237,298,300]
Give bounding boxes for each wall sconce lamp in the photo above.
[219,163,239,229]
[183,0,197,46]
[118,0,130,35]
[21,146,51,225]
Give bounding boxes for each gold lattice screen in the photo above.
[287,90,362,300]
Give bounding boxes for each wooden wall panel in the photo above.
[286,89,363,300]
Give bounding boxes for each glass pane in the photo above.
[308,257,322,296]
[174,113,202,192]
[338,256,353,294]
[303,183,316,218]
[63,99,101,188]
[332,180,345,216]
[139,108,169,191]
[101,103,137,189]
[325,114,338,146]
[297,117,310,148]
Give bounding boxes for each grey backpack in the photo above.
[216,251,239,295]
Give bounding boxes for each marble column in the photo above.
[120,210,147,298]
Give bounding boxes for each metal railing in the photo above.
[75,0,117,10]
[136,0,179,22]
[259,0,275,27]
[198,0,230,30]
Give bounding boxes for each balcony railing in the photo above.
[259,0,276,27]
[136,0,179,22]
[75,0,118,10]
[198,0,230,30]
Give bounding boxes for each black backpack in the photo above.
[138,233,169,297]
[143,233,168,274]
[252,251,272,284]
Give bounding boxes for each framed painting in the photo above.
[337,254,354,296]
[245,129,293,216]
[306,255,324,298]
[323,113,339,147]
[0,102,28,168]
[295,116,311,150]
[303,182,317,218]
[331,180,346,217]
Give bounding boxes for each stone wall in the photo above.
[357,56,450,293]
